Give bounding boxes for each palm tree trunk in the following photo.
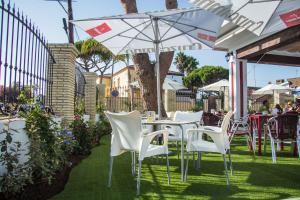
[120,0,177,117]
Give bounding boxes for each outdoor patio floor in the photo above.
[51,136,300,200]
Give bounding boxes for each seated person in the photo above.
[284,101,294,112]
[259,100,270,114]
[294,99,300,113]
[271,104,283,116]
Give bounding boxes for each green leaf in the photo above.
[6,135,12,143]
[1,145,7,152]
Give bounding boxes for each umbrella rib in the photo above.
[121,19,154,42]
[146,7,203,19]
[118,34,152,42]
[100,19,151,44]
[160,18,216,34]
[228,1,251,19]
[258,1,281,35]
[160,12,185,41]
[160,26,198,43]
[116,21,154,55]
[159,19,213,48]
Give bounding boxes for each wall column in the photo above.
[48,44,78,125]
[83,72,97,121]
[228,54,248,119]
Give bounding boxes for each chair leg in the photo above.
[264,131,267,155]
[193,152,196,168]
[271,138,277,163]
[222,154,230,186]
[252,131,256,152]
[247,133,256,158]
[166,154,170,185]
[196,151,201,171]
[131,152,136,176]
[228,149,233,175]
[137,160,142,196]
[184,152,189,182]
[297,139,300,159]
[176,141,179,160]
[108,156,114,188]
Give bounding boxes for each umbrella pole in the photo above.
[154,18,161,119]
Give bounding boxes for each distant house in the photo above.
[166,71,184,84]
[97,66,184,97]
[287,77,300,87]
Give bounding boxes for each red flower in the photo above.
[74,115,81,121]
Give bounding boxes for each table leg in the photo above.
[258,118,262,156]
[180,125,184,181]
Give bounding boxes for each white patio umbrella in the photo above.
[72,8,225,118]
[200,79,229,91]
[253,84,291,95]
[130,78,187,91]
[190,0,300,35]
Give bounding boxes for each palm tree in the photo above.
[174,52,199,75]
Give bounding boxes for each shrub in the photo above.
[22,106,66,183]
[70,116,92,155]
[0,125,32,198]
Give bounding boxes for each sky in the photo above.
[10,0,300,87]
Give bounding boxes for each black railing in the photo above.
[75,64,86,99]
[0,1,54,105]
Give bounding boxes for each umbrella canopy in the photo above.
[190,0,300,36]
[292,87,300,96]
[200,79,229,91]
[253,84,291,95]
[73,8,224,118]
[131,78,187,91]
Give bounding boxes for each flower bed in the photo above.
[0,106,111,200]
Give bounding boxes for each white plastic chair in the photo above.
[166,111,203,159]
[266,115,299,163]
[105,111,170,195]
[185,111,234,185]
[229,114,255,156]
[167,111,203,141]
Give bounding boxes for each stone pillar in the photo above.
[48,44,78,125]
[228,54,247,119]
[83,72,97,121]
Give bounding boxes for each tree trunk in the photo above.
[120,0,177,117]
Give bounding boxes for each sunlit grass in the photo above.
[51,136,300,200]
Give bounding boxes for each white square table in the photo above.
[142,119,199,181]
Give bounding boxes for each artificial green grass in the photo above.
[51,136,300,200]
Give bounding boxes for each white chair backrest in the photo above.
[221,111,234,133]
[174,111,203,124]
[166,112,175,120]
[105,111,142,152]
[172,111,203,139]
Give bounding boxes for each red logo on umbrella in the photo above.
[86,23,112,37]
[280,8,300,28]
[197,33,217,42]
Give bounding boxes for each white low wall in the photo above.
[0,119,29,176]
[0,117,62,176]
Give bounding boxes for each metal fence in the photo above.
[75,64,86,99]
[103,86,143,112]
[0,1,55,105]
[101,86,197,112]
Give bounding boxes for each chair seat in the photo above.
[189,140,220,153]
[144,144,168,158]
[202,126,221,132]
[168,134,187,142]
[230,129,250,135]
